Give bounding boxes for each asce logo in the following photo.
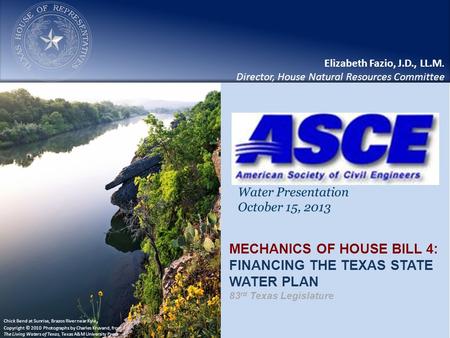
[235,114,434,164]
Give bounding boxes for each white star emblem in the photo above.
[40,29,63,51]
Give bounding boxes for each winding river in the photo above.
[0,116,167,326]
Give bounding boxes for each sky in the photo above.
[0,83,220,106]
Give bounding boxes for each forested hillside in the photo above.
[0,89,147,148]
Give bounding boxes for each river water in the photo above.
[0,116,167,326]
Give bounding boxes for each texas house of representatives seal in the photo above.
[12,1,92,71]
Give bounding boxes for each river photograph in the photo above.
[0,83,220,336]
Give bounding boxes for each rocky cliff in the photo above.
[105,155,161,212]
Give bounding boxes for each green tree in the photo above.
[0,108,12,124]
[0,88,148,147]
[41,111,67,135]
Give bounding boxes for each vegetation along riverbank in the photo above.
[107,91,221,337]
[0,89,147,148]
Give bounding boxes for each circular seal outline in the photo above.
[24,13,81,70]
[11,1,93,72]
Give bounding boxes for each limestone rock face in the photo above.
[212,142,221,218]
[106,155,161,190]
[110,180,138,211]
[104,316,141,338]
[106,155,161,212]
[162,253,195,299]
[212,142,221,181]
